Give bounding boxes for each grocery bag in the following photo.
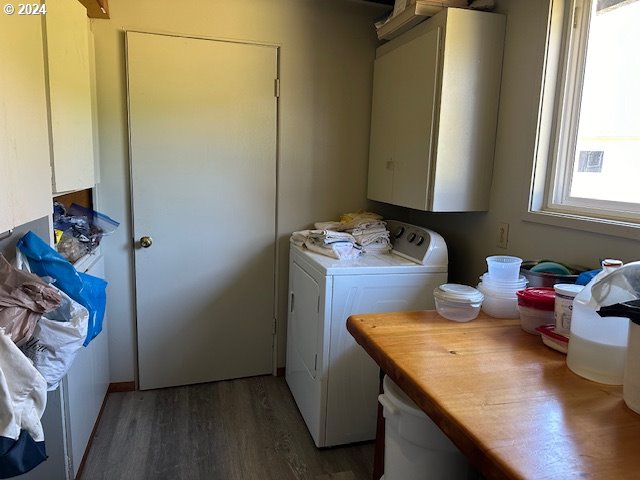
[20,286,89,391]
[0,255,60,347]
[16,232,107,346]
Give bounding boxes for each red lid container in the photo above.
[516,287,555,311]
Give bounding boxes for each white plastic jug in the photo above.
[566,259,629,385]
[597,299,640,414]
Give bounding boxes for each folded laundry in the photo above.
[305,212,392,256]
[353,230,391,247]
[290,229,362,260]
[304,241,362,260]
[306,230,357,245]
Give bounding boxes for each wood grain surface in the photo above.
[347,311,640,480]
[81,376,373,480]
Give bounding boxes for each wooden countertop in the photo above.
[347,311,640,480]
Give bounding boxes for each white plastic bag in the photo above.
[20,287,89,391]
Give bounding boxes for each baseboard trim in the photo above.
[107,381,136,393]
[75,387,110,480]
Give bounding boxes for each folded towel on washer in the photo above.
[290,230,311,247]
[290,230,362,260]
[306,230,357,245]
[290,230,356,246]
[354,230,392,247]
[350,224,387,236]
[360,238,393,254]
[304,241,362,260]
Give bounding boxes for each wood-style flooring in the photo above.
[80,376,374,480]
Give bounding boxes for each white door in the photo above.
[126,32,277,390]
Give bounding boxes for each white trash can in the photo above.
[378,376,471,480]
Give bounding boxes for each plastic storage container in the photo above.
[486,255,523,282]
[553,283,584,335]
[433,284,484,322]
[566,259,628,385]
[516,287,556,334]
[378,376,471,480]
[477,282,520,318]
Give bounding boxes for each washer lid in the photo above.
[434,284,484,304]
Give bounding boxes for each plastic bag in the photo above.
[16,232,107,347]
[20,286,89,391]
[53,203,119,261]
[0,255,61,347]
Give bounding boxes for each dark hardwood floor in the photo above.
[81,376,374,480]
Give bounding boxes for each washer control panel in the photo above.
[387,220,440,265]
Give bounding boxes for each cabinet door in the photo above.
[367,51,397,204]
[65,254,108,476]
[392,27,441,210]
[289,261,321,379]
[367,27,441,210]
[285,260,325,446]
[45,0,95,193]
[0,10,53,233]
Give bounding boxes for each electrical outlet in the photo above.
[497,222,509,249]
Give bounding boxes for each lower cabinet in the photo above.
[65,252,110,477]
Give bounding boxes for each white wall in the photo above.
[371,0,639,285]
[92,0,386,382]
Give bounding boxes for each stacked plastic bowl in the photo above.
[477,255,527,318]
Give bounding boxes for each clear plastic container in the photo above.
[518,305,555,334]
[433,284,484,322]
[516,287,556,334]
[479,272,528,291]
[477,282,519,318]
[486,256,523,282]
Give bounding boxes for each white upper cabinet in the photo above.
[367,8,505,212]
[0,11,53,233]
[45,0,96,194]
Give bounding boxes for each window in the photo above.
[531,0,640,230]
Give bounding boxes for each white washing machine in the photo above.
[285,220,447,447]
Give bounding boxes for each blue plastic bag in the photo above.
[16,232,107,347]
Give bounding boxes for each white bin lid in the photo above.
[383,375,427,418]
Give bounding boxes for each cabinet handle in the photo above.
[290,292,294,312]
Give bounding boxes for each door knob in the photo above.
[140,236,153,248]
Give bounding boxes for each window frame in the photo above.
[526,0,640,237]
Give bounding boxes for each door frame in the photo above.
[124,30,281,388]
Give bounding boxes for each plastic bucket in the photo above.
[378,376,470,480]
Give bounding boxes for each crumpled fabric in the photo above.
[0,328,47,478]
[0,255,60,347]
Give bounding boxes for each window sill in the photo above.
[522,209,639,240]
